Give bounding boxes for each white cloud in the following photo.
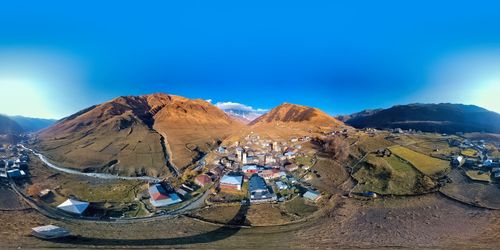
[206,99,212,103]
[214,101,267,113]
[214,101,268,121]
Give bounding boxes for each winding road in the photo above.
[22,145,162,182]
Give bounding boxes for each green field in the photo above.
[353,154,428,195]
[293,155,315,168]
[389,145,450,176]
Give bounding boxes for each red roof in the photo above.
[195,174,212,186]
[152,192,169,201]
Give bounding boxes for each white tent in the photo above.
[57,198,89,215]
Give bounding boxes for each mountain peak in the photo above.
[249,102,342,126]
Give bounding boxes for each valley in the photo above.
[1,94,500,249]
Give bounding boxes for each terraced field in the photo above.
[389,145,450,176]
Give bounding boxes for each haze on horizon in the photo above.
[0,1,499,119]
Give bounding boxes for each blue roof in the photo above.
[303,190,320,201]
[249,174,267,192]
[242,165,259,171]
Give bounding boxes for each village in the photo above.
[0,131,324,222]
[195,132,322,205]
[2,127,500,239]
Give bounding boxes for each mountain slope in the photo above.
[0,114,23,135]
[336,109,382,122]
[0,115,24,143]
[9,116,57,132]
[343,103,500,133]
[37,93,244,177]
[249,103,343,127]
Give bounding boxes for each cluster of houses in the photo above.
[200,133,322,204]
[452,138,500,182]
[0,144,29,179]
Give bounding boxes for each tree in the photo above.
[322,136,349,162]
[26,184,42,197]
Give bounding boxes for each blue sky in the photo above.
[0,1,499,119]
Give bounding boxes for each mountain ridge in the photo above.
[36,93,245,177]
[342,103,500,133]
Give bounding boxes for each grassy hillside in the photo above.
[344,103,500,133]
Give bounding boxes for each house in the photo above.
[452,155,464,167]
[287,176,297,184]
[264,155,276,164]
[464,158,478,167]
[220,174,243,191]
[31,225,70,240]
[194,174,212,187]
[216,146,227,154]
[39,189,52,198]
[242,164,260,174]
[248,174,275,202]
[175,188,189,198]
[57,198,89,215]
[7,169,26,178]
[494,172,500,179]
[303,190,321,202]
[148,184,182,207]
[284,151,296,159]
[275,181,288,190]
[236,147,244,160]
[242,152,247,164]
[209,165,224,178]
[285,163,298,172]
[258,168,280,180]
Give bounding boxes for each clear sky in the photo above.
[0,1,499,119]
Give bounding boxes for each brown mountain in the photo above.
[249,103,343,127]
[248,103,345,139]
[37,93,244,177]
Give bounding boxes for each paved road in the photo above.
[22,145,162,182]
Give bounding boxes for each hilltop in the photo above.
[36,93,245,177]
[249,103,343,126]
[342,103,500,134]
[247,103,346,139]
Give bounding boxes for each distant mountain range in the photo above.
[9,116,57,132]
[2,93,499,177]
[339,103,500,134]
[0,115,24,135]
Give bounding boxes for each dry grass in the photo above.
[389,145,450,176]
[465,170,491,182]
[461,149,479,158]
